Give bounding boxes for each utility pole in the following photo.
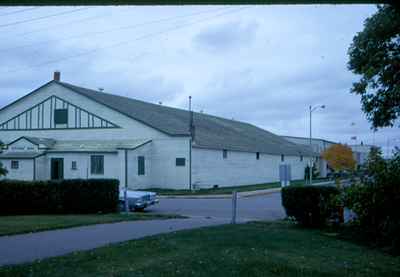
[189,96,193,191]
[309,104,326,185]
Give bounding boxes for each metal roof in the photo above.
[0,152,44,159]
[7,136,56,148]
[23,137,56,148]
[57,81,315,157]
[49,139,151,152]
[282,135,337,145]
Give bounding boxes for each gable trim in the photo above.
[0,94,120,131]
[6,136,38,147]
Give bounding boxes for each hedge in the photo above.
[0,179,119,215]
[281,185,340,227]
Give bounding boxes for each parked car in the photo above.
[327,171,351,180]
[119,190,158,212]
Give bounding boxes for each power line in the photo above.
[0,6,230,53]
[4,6,250,74]
[10,13,107,38]
[0,7,91,29]
[0,7,40,17]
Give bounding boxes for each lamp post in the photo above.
[309,104,325,185]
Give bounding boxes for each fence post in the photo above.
[231,190,237,224]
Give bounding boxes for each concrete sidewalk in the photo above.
[0,217,231,267]
[159,180,335,199]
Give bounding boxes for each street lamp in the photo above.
[309,104,325,185]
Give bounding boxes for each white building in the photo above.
[0,72,314,190]
[350,143,373,166]
[282,136,337,178]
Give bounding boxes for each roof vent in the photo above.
[53,71,60,81]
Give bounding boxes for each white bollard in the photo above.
[124,188,129,213]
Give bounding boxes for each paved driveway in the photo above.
[149,192,285,221]
[0,217,229,266]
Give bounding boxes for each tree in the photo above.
[344,148,400,254]
[322,144,356,172]
[0,163,7,177]
[366,146,386,178]
[348,5,400,129]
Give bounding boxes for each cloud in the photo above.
[193,19,259,52]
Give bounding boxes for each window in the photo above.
[90,155,104,175]
[176,158,186,166]
[11,160,19,169]
[71,161,77,170]
[256,152,260,160]
[300,155,303,162]
[281,154,285,162]
[138,156,145,175]
[54,109,68,125]
[223,149,228,159]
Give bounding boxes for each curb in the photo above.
[158,188,282,199]
[157,180,336,199]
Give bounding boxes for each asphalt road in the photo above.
[149,192,285,222]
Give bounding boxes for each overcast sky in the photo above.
[0,5,398,156]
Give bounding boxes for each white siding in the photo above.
[148,138,190,190]
[126,143,153,190]
[35,155,48,180]
[6,138,38,152]
[1,159,33,180]
[192,148,309,188]
[40,152,120,180]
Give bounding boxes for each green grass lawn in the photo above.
[147,178,330,195]
[0,213,183,237]
[1,221,399,277]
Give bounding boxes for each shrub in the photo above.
[0,179,119,215]
[344,148,400,254]
[0,162,7,177]
[282,185,340,228]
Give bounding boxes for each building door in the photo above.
[51,158,64,180]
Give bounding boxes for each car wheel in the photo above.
[134,207,145,212]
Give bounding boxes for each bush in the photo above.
[0,161,7,177]
[282,185,340,228]
[344,148,400,254]
[0,179,119,215]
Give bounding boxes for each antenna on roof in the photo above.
[189,96,195,139]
